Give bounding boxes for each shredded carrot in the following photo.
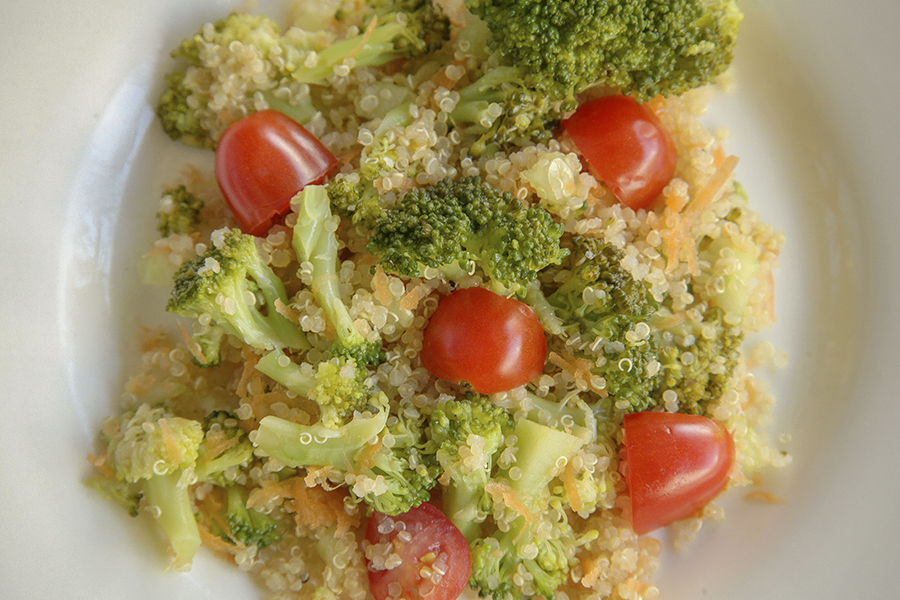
[429,59,468,91]
[157,418,182,465]
[711,143,727,168]
[197,430,238,467]
[178,321,208,365]
[355,438,383,471]
[484,481,532,522]
[86,453,116,479]
[745,490,786,504]
[249,477,360,537]
[579,556,601,588]
[346,15,379,60]
[562,461,583,513]
[549,351,606,396]
[399,284,430,311]
[683,154,739,220]
[372,265,393,306]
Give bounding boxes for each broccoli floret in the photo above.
[466,0,741,101]
[451,0,742,152]
[546,237,661,410]
[428,394,514,541]
[156,12,289,148]
[100,403,205,568]
[469,395,594,600]
[327,173,385,231]
[368,176,568,296]
[167,228,309,363]
[256,350,376,429]
[222,485,282,548]
[156,4,449,148]
[653,306,744,414]
[193,410,254,485]
[157,185,204,237]
[293,185,385,366]
[290,0,450,85]
[253,397,438,515]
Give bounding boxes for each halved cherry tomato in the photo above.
[365,502,472,600]
[622,412,735,535]
[215,109,338,236]
[562,95,676,211]
[420,287,546,394]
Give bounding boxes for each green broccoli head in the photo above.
[653,305,744,414]
[99,403,205,568]
[167,228,308,355]
[326,173,384,230]
[105,403,203,483]
[429,394,514,538]
[223,485,282,549]
[465,0,742,102]
[368,176,568,296]
[157,184,204,237]
[546,237,661,410]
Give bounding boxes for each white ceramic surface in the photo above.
[1,1,898,598]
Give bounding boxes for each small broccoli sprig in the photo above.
[97,403,205,568]
[468,395,594,600]
[222,485,282,549]
[653,306,744,415]
[167,228,309,364]
[545,237,661,410]
[253,397,438,515]
[291,0,450,85]
[193,410,254,485]
[293,185,385,366]
[157,185,204,237]
[156,4,449,148]
[368,176,568,296]
[256,350,375,429]
[428,394,514,541]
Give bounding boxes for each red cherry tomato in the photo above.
[215,109,338,236]
[562,95,676,210]
[622,412,735,535]
[420,287,547,394]
[365,502,472,600]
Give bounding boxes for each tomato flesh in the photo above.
[215,109,338,236]
[420,287,547,394]
[562,95,676,210]
[365,503,472,600]
[622,412,735,535]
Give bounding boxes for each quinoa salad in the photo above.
[86,1,791,599]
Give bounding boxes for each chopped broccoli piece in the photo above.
[653,306,744,414]
[466,0,741,101]
[255,350,376,429]
[451,0,742,152]
[156,3,449,148]
[193,410,254,485]
[469,395,594,600]
[223,485,282,548]
[368,176,568,296]
[293,185,385,366]
[290,0,451,85]
[253,397,438,515]
[157,185,204,237]
[327,173,385,231]
[100,403,204,568]
[167,228,309,361]
[546,237,661,410]
[428,394,514,541]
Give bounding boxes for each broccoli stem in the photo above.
[294,186,379,363]
[254,409,388,468]
[509,418,587,498]
[255,349,315,397]
[141,471,201,568]
[443,478,486,542]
